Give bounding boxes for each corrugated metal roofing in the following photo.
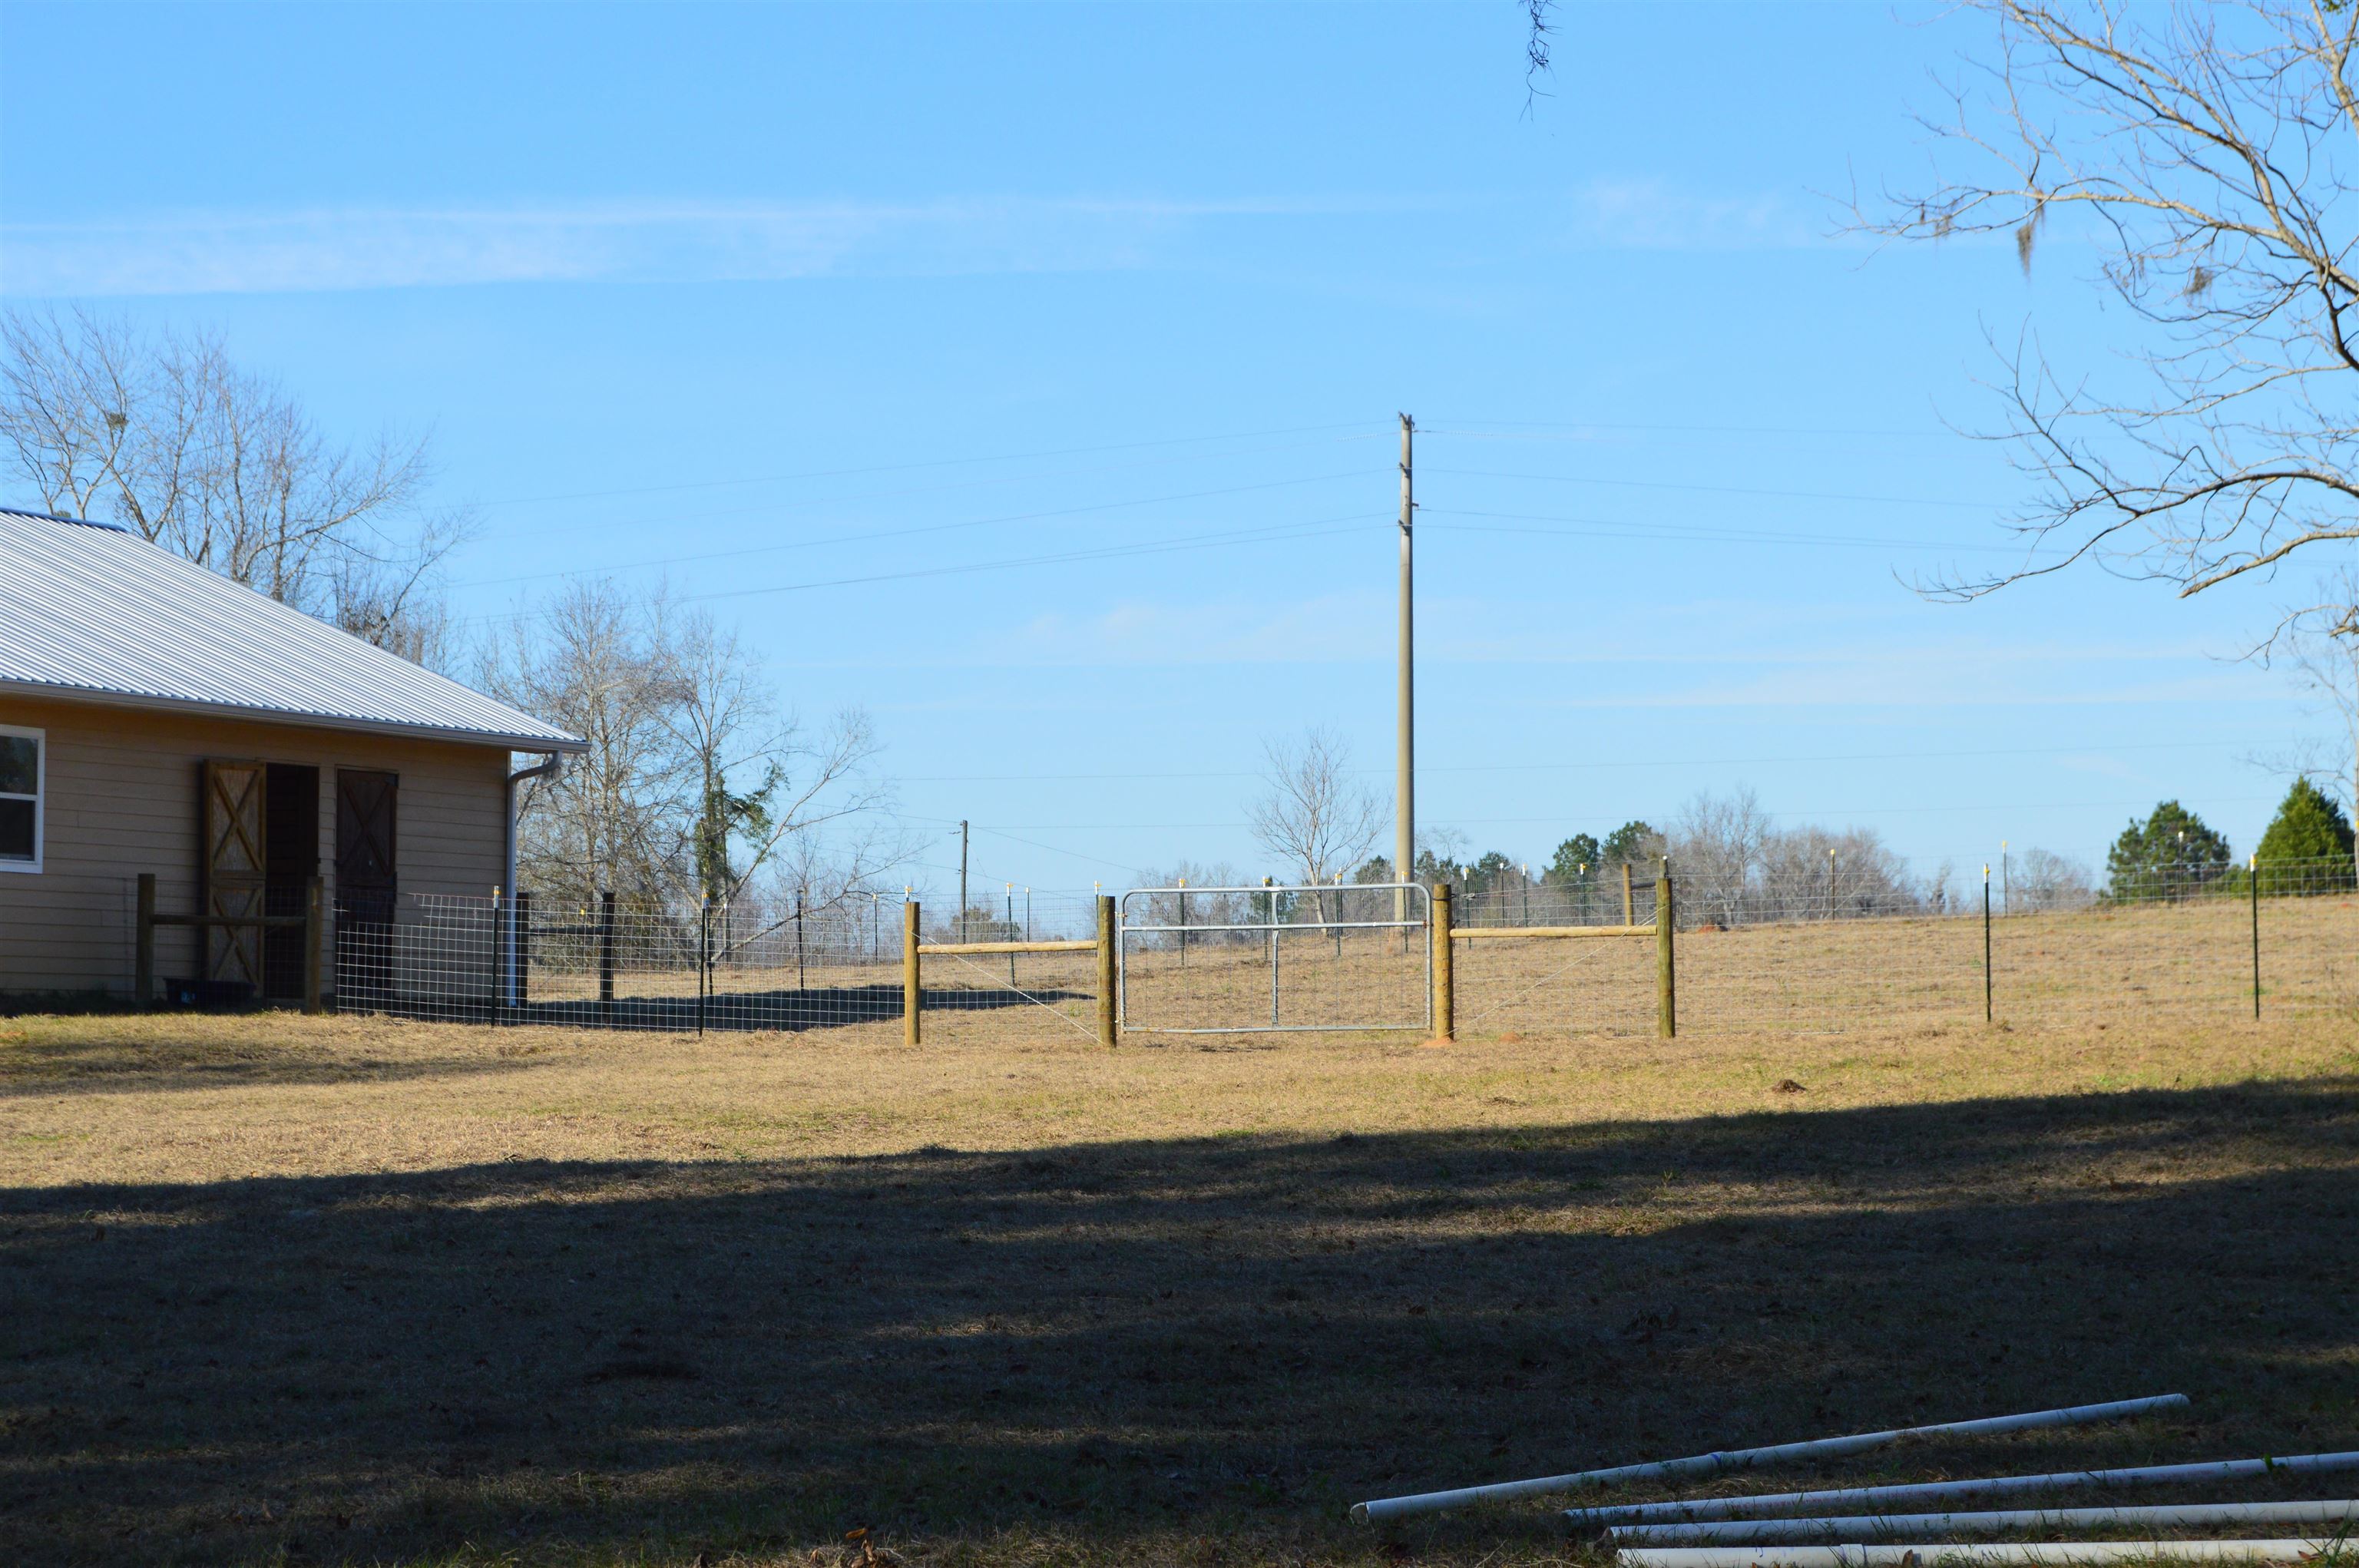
[0,508,585,752]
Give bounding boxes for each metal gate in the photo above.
[1118,882,1431,1034]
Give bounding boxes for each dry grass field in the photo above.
[3,1001,2358,1568]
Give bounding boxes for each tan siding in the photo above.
[0,695,513,999]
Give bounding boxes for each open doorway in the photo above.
[261,763,319,1001]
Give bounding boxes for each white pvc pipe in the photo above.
[1613,1500,2359,1546]
[1349,1395,2191,1525]
[1620,1542,2350,1568]
[1564,1451,2359,1529]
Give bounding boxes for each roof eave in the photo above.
[0,679,590,754]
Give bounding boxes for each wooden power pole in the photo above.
[959,819,969,942]
[1396,412,1415,923]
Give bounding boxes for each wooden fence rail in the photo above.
[903,896,1121,1048]
[134,871,324,1014]
[1432,861,1675,1043]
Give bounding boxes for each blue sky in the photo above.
[0,1,2324,897]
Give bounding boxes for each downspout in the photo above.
[505,753,563,1006]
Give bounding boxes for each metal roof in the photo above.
[0,508,585,753]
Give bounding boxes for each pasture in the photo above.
[2,1002,2357,1567]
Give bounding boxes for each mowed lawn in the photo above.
[3,1011,2358,1567]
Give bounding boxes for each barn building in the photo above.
[0,508,585,1004]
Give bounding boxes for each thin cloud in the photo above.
[1563,177,1825,251]
[0,194,1433,297]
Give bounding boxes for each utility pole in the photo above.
[959,819,969,942]
[1396,412,1416,927]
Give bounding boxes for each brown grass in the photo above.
[2,1006,2357,1568]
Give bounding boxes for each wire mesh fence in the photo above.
[327,888,1110,1040]
[313,855,2359,1040]
[1453,854,2359,1035]
[1117,882,1431,1034]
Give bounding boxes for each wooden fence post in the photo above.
[1622,861,1635,927]
[1096,893,1119,1048]
[597,890,616,1007]
[903,899,922,1046]
[1431,881,1454,1041]
[303,877,323,1015]
[134,872,157,1009]
[1655,858,1676,1039]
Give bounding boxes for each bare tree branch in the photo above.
[0,306,471,660]
[1857,1,2359,612]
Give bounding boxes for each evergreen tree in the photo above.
[2254,779,2357,894]
[1547,833,1602,886]
[1600,819,1663,868]
[2105,800,2232,902]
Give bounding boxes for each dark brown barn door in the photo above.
[336,769,398,1006]
[262,763,320,1001]
[200,760,268,992]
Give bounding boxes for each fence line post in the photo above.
[134,872,157,1008]
[699,895,711,1038]
[303,877,323,1016]
[795,897,806,992]
[1177,879,1188,968]
[1095,893,1119,1048]
[597,890,616,1008]
[1656,858,1677,1039]
[903,899,921,1047]
[514,891,533,1007]
[491,885,507,1019]
[1431,881,1454,1041]
[1622,861,1635,927]
[1983,865,1993,1025]
[2250,853,2261,1021]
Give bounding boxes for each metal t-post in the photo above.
[1983,866,1993,1025]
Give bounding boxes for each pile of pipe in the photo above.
[1349,1394,2359,1565]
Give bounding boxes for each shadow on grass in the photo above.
[0,984,1086,1100]
[0,1024,554,1101]
[3,1080,2357,1566]
[510,982,1085,1033]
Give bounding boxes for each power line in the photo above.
[1422,419,1962,440]
[942,796,2281,833]
[1420,508,2030,556]
[475,429,1388,547]
[477,419,1383,509]
[454,468,1380,591]
[451,509,1383,629]
[1426,466,2004,511]
[891,739,2258,786]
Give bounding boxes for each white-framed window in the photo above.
[0,726,42,873]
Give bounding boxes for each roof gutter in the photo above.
[503,752,564,1007]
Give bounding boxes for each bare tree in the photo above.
[0,306,468,659]
[479,582,898,922]
[1861,1,2359,617]
[480,581,693,908]
[659,603,899,915]
[2252,567,2359,880]
[1246,727,1386,887]
[1670,786,1773,928]
[2012,846,2099,912]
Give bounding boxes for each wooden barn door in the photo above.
[335,769,398,1007]
[200,760,268,993]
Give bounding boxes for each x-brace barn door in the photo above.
[200,759,268,990]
